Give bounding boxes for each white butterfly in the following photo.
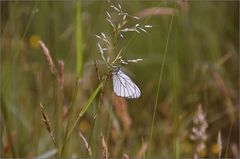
[112,67,141,98]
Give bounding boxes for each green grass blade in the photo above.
[147,14,174,158]
[76,0,83,78]
[60,81,103,157]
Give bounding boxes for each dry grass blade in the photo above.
[40,103,57,148]
[79,131,92,157]
[101,133,109,159]
[136,143,148,159]
[35,149,57,159]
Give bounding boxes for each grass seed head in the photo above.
[101,133,109,159]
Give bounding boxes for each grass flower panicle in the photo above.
[190,104,208,158]
[101,133,109,159]
[95,3,152,98]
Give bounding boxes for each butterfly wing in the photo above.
[112,69,141,98]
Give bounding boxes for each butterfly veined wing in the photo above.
[112,69,141,98]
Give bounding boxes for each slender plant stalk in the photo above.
[173,22,180,159]
[224,121,233,158]
[1,97,16,157]
[105,104,113,144]
[85,89,103,157]
[59,80,80,157]
[147,14,174,158]
[60,2,83,155]
[84,115,97,158]
[60,81,104,157]
[76,0,83,78]
[53,75,60,148]
[66,82,103,139]
[12,1,39,66]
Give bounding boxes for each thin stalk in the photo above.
[173,83,180,159]
[59,80,81,157]
[60,81,104,157]
[76,0,83,78]
[173,20,180,159]
[1,97,16,157]
[147,14,174,158]
[12,1,39,65]
[52,75,60,148]
[66,82,103,139]
[84,114,97,158]
[224,121,233,158]
[85,86,105,158]
[105,105,113,144]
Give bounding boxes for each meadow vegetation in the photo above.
[1,0,239,158]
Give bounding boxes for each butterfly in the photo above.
[112,67,141,98]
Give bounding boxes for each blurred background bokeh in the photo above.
[1,0,239,158]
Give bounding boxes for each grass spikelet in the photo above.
[101,133,109,159]
[40,103,57,148]
[38,40,57,75]
[189,104,208,158]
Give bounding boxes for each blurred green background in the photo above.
[1,0,239,158]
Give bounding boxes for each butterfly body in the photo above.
[112,68,141,98]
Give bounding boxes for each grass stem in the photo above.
[60,81,103,157]
[147,14,174,158]
[76,0,83,78]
